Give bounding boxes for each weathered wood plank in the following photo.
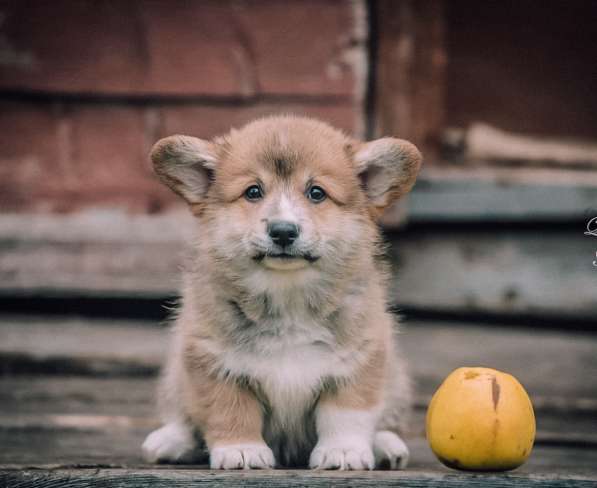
[1,376,595,449]
[2,318,596,407]
[1,212,595,318]
[0,424,596,476]
[397,320,597,404]
[0,424,151,467]
[0,213,188,295]
[1,461,597,487]
[407,177,597,222]
[0,377,156,417]
[0,318,165,374]
[1,397,596,477]
[417,165,597,188]
[445,124,597,170]
[389,229,597,319]
[0,373,595,477]
[2,320,595,457]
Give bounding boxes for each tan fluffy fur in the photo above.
[142,115,421,470]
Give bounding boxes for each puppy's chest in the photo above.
[220,320,354,410]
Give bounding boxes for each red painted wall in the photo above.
[0,0,364,213]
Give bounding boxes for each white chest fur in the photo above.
[219,319,357,421]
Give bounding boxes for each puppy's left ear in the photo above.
[151,135,218,206]
[352,137,422,212]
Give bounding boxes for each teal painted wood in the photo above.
[407,177,597,223]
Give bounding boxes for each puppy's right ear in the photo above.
[151,135,217,206]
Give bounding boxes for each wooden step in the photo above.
[1,317,596,445]
[0,380,595,482]
[1,316,596,483]
[1,376,596,450]
[2,316,596,405]
[1,211,595,320]
[2,443,597,484]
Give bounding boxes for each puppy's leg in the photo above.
[183,345,275,469]
[189,379,275,469]
[309,403,378,470]
[309,345,386,471]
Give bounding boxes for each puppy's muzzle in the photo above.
[267,220,300,248]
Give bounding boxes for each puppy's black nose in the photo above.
[268,220,299,247]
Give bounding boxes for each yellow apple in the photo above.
[426,367,535,471]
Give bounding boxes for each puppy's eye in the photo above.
[244,185,263,201]
[307,186,327,203]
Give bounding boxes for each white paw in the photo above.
[142,422,196,463]
[373,430,409,469]
[210,443,275,469]
[309,439,375,470]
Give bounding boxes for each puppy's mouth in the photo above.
[252,252,319,263]
[252,251,319,270]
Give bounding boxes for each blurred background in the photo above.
[0,0,596,473]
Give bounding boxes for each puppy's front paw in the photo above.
[309,439,375,470]
[142,422,196,463]
[210,443,275,469]
[373,430,409,469]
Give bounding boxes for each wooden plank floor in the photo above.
[1,315,596,486]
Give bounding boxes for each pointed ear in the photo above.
[353,137,422,211]
[151,135,217,205]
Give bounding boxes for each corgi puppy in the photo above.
[142,115,421,470]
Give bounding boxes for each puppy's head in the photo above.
[151,116,421,277]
